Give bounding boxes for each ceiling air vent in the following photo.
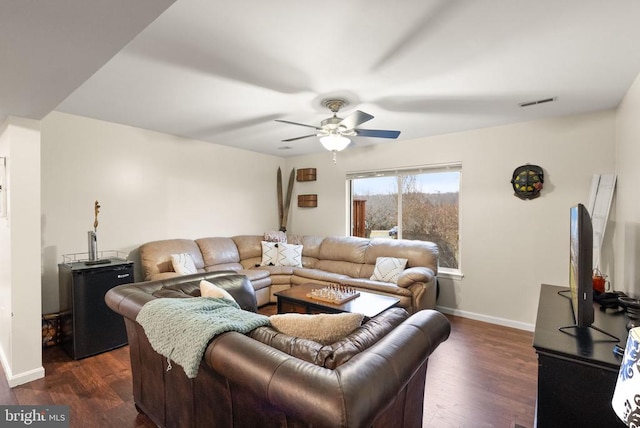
[518,97,557,108]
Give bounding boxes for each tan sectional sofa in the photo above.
[139,235,439,313]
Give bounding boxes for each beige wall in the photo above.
[33,107,626,333]
[285,111,617,330]
[40,111,286,314]
[0,75,633,388]
[614,73,640,297]
[0,117,44,387]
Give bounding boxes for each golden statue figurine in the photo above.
[93,200,100,232]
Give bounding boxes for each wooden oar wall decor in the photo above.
[277,167,295,232]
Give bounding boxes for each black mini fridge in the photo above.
[58,258,134,359]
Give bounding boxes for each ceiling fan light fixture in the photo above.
[319,134,350,152]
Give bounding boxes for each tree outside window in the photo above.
[350,166,460,271]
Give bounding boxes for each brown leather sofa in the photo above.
[138,235,439,313]
[105,271,451,428]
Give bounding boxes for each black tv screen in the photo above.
[569,203,594,327]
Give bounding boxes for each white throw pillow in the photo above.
[269,312,364,345]
[260,241,279,266]
[370,257,408,283]
[199,280,236,303]
[171,253,197,275]
[276,243,303,267]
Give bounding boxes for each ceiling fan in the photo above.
[275,99,401,162]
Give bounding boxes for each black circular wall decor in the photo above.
[511,164,544,200]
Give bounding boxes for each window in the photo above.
[348,163,461,274]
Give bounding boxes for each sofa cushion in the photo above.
[231,235,264,262]
[237,269,271,293]
[249,308,409,368]
[171,253,197,275]
[251,265,293,275]
[238,268,270,281]
[140,239,205,280]
[269,312,364,345]
[287,235,323,269]
[318,236,370,264]
[365,238,439,274]
[312,236,370,277]
[196,237,241,266]
[370,257,408,283]
[288,235,323,259]
[291,267,351,284]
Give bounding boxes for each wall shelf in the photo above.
[296,168,316,182]
[298,194,317,208]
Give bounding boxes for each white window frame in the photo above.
[347,162,463,278]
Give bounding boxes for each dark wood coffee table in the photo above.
[274,283,400,319]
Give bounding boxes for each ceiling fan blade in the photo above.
[275,119,323,131]
[339,110,374,130]
[355,129,401,139]
[282,134,317,142]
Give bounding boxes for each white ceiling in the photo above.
[5,0,640,157]
[0,0,174,123]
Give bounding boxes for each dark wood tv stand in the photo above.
[533,284,628,427]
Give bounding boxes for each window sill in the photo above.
[437,270,464,280]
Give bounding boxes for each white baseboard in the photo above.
[0,346,45,388]
[436,305,535,332]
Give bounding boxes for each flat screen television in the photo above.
[568,203,594,327]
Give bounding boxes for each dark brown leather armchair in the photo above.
[106,271,450,428]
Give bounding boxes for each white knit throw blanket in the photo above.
[136,297,270,378]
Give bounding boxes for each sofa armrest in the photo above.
[105,282,159,321]
[396,266,435,288]
[105,271,258,321]
[205,309,450,427]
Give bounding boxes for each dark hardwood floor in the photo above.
[424,315,537,428]
[1,309,537,428]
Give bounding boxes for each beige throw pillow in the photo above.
[171,253,197,275]
[199,280,236,303]
[269,312,364,345]
[370,257,408,283]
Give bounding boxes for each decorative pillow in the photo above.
[269,312,364,345]
[276,243,303,267]
[199,280,236,303]
[370,257,408,283]
[264,230,287,243]
[170,253,197,275]
[260,241,279,266]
